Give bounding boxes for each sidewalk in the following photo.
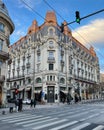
[0,103,66,115]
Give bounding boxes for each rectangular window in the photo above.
[0,23,5,32]
[47,76,49,81]
[49,64,53,70]
[50,76,52,81]
[49,51,54,58]
[37,55,40,62]
[0,39,3,50]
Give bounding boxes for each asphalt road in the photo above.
[0,102,104,130]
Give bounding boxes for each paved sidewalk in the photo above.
[0,103,66,115]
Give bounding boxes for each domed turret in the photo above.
[0,0,14,34]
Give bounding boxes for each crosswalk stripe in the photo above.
[16,116,50,125]
[49,121,78,130]
[2,114,37,121]
[92,125,104,130]
[7,115,42,123]
[23,117,58,127]
[70,123,90,130]
[80,113,99,121]
[0,113,30,120]
[32,119,67,130]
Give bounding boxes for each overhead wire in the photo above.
[43,0,104,70]
[20,0,104,71]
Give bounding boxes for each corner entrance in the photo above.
[47,86,54,103]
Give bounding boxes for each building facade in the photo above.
[0,0,14,106]
[7,11,100,103]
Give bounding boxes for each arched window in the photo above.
[60,78,65,84]
[36,77,41,83]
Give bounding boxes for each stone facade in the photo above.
[0,0,14,106]
[7,11,100,103]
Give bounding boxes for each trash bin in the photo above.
[9,107,13,113]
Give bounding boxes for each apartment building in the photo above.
[0,0,14,106]
[7,11,100,103]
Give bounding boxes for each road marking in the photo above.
[7,115,42,123]
[92,125,104,130]
[23,117,58,127]
[49,121,78,130]
[16,116,50,125]
[70,123,90,130]
[2,114,38,121]
[80,113,99,121]
[32,119,67,130]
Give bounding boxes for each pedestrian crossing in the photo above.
[0,106,104,130]
[0,113,104,130]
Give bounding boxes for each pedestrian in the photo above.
[15,99,19,112]
[34,98,36,108]
[30,99,33,108]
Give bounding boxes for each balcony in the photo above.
[37,49,41,55]
[22,65,25,70]
[0,75,5,82]
[60,60,64,66]
[0,50,9,60]
[26,62,30,68]
[61,50,64,55]
[47,57,55,63]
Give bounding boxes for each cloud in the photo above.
[72,19,104,49]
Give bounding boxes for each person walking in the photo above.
[34,98,36,108]
[30,99,33,108]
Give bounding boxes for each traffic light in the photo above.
[15,89,18,95]
[60,23,64,32]
[75,11,80,24]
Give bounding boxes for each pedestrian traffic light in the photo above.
[75,11,80,24]
[15,89,18,95]
[60,23,64,32]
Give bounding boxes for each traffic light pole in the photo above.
[64,9,104,26]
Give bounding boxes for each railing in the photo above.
[0,50,9,60]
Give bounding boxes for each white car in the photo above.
[23,99,31,104]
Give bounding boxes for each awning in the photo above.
[60,90,68,94]
[18,87,24,92]
[34,90,41,93]
[25,87,31,91]
[11,90,15,92]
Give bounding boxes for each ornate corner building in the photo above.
[0,0,14,106]
[7,11,100,103]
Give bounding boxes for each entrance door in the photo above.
[47,86,54,103]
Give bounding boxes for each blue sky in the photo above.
[3,0,104,73]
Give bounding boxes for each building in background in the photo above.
[7,11,100,103]
[0,0,14,106]
[99,73,104,98]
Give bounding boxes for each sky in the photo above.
[3,0,104,73]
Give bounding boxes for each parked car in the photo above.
[22,99,31,104]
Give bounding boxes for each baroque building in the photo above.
[7,11,100,103]
[0,0,14,106]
